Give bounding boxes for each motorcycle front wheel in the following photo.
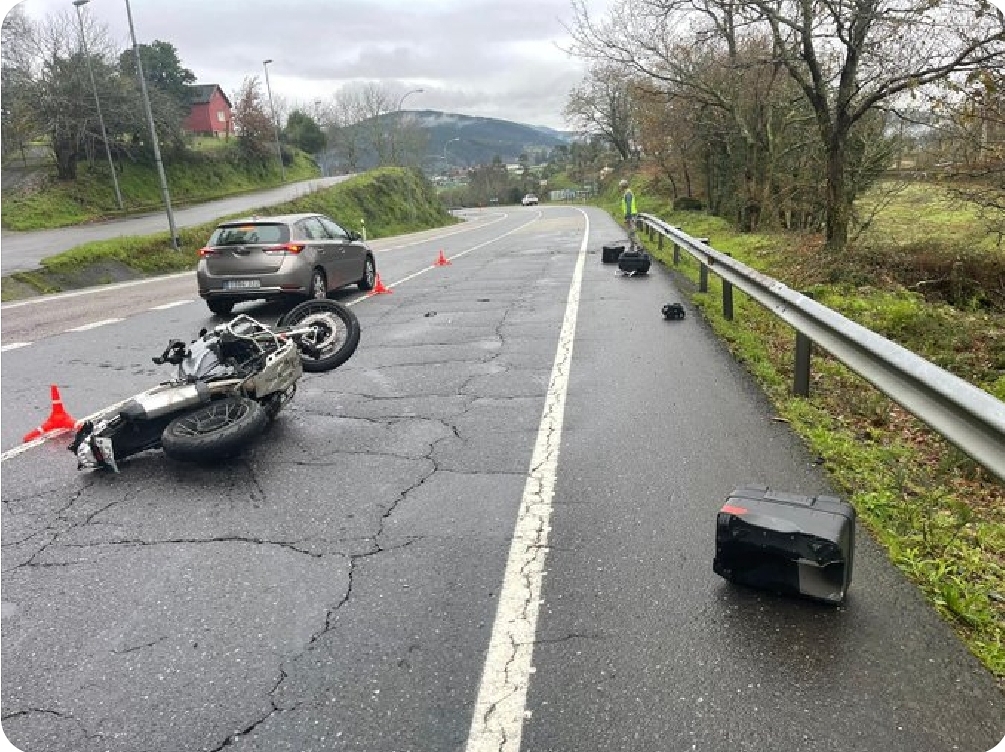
[161,396,269,463]
[277,299,361,372]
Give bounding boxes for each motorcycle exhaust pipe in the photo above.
[120,382,212,420]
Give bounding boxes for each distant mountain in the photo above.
[349,110,573,169]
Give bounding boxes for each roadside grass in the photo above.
[1,167,457,302]
[1,148,320,231]
[604,179,1005,682]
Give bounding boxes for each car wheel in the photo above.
[207,300,234,316]
[310,269,328,300]
[357,256,376,291]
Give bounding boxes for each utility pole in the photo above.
[124,0,178,248]
[262,59,286,181]
[73,0,124,210]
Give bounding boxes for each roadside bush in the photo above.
[674,196,704,211]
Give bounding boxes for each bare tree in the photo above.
[564,64,636,160]
[567,0,1004,249]
[232,76,275,163]
[1,6,39,163]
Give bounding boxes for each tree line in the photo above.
[1,6,204,180]
[562,0,1004,251]
[0,3,446,184]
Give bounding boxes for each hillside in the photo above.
[352,110,575,169]
[2,167,455,301]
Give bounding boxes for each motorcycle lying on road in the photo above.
[70,299,360,472]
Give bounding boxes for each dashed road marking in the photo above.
[65,318,124,332]
[464,208,590,752]
[1,342,31,352]
[347,213,544,307]
[149,300,195,310]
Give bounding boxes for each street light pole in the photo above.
[314,98,327,177]
[392,87,423,165]
[443,137,460,162]
[124,0,178,248]
[262,59,286,182]
[73,0,123,210]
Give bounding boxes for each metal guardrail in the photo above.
[636,212,1005,483]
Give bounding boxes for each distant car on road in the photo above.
[197,213,377,315]
[521,194,539,206]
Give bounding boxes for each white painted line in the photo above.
[376,213,511,252]
[346,213,543,308]
[465,208,590,752]
[1,271,194,310]
[149,300,195,311]
[1,342,31,352]
[65,318,124,332]
[0,436,49,462]
[2,211,572,464]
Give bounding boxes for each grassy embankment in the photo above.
[1,167,457,301]
[607,179,1005,683]
[1,145,319,231]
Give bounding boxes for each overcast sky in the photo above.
[7,0,612,130]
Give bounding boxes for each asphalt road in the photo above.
[1,207,1002,752]
[0,176,348,275]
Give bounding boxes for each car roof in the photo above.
[216,213,321,227]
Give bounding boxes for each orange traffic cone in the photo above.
[23,385,78,443]
[434,249,451,267]
[369,273,392,295]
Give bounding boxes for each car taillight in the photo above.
[198,247,218,257]
[263,243,306,255]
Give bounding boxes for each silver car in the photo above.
[197,213,377,315]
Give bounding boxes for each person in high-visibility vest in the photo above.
[620,179,638,231]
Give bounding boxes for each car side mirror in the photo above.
[348,230,362,241]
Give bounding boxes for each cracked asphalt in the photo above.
[2,207,1003,751]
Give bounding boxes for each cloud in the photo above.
[11,0,602,129]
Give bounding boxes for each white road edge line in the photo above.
[1,342,32,352]
[1,271,194,310]
[464,208,589,752]
[65,318,124,332]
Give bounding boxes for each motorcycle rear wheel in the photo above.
[277,299,361,372]
[161,396,269,463]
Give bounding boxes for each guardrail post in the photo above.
[673,243,680,264]
[699,263,709,292]
[658,233,664,251]
[723,280,734,320]
[794,332,812,397]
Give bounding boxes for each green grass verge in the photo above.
[1,167,457,302]
[602,179,1005,682]
[2,147,320,231]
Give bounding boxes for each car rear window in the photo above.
[208,223,289,246]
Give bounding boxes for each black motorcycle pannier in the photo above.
[602,244,624,264]
[713,485,855,604]
[617,249,651,274]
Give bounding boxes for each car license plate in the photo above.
[223,279,260,289]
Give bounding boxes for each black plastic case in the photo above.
[602,244,625,264]
[617,249,651,274]
[713,485,855,604]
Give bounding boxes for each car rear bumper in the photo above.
[199,285,307,302]
[197,264,310,301]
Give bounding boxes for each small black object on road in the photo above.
[662,303,686,320]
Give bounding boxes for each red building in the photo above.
[184,84,233,138]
